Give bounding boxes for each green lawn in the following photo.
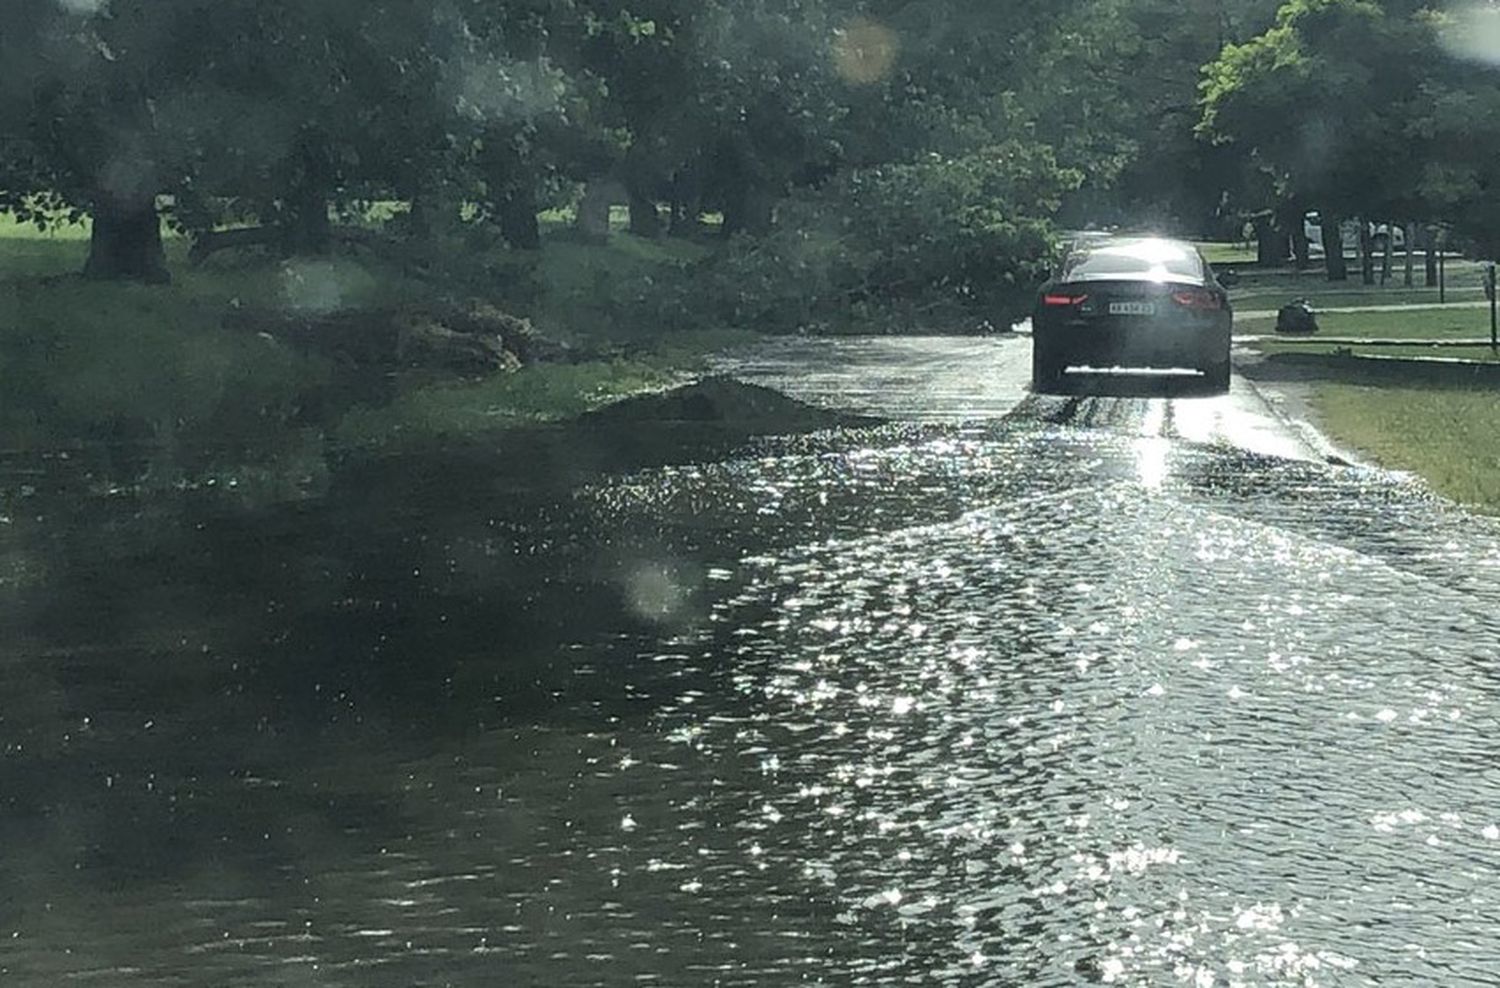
[1312,382,1500,513]
[1227,260,1485,312]
[0,212,735,484]
[1236,295,1500,513]
[1195,241,1257,265]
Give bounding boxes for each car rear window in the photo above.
[1062,240,1204,281]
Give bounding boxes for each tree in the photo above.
[1200,0,1447,281]
[0,0,462,278]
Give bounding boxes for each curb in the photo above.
[1230,355,1372,469]
[1261,351,1500,380]
[1237,335,1499,348]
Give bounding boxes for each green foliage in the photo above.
[632,144,1076,334]
[1198,0,1491,247]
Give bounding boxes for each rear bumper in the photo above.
[1037,319,1231,369]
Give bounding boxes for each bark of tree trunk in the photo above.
[1425,228,1439,287]
[722,185,774,238]
[667,161,703,237]
[1290,224,1310,270]
[285,134,334,255]
[84,194,169,283]
[499,187,541,250]
[285,190,332,255]
[1254,214,1288,267]
[1357,220,1375,285]
[1279,202,1309,270]
[628,192,663,239]
[1404,222,1416,287]
[1321,210,1348,281]
[1380,228,1394,284]
[574,180,618,243]
[404,194,434,241]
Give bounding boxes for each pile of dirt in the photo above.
[584,376,877,433]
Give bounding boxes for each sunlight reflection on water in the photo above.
[5,409,1500,984]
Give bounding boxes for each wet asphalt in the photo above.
[5,335,1500,986]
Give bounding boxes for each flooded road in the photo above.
[5,338,1500,985]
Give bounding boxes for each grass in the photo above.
[1237,293,1500,514]
[0,263,336,460]
[330,357,691,450]
[1311,382,1500,513]
[533,232,710,338]
[1227,259,1486,312]
[1195,241,1257,265]
[0,210,740,487]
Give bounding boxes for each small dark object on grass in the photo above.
[1275,299,1319,335]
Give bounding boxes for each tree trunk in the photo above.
[1321,210,1348,281]
[1290,223,1310,270]
[499,186,540,250]
[574,180,619,244]
[628,192,663,239]
[285,190,332,255]
[1357,220,1375,285]
[722,185,774,238]
[1253,214,1288,267]
[1380,227,1394,284]
[1404,222,1416,287]
[1425,228,1438,287]
[84,194,169,283]
[285,134,334,255]
[668,162,704,237]
[404,194,434,241]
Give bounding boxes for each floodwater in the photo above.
[4,339,1500,986]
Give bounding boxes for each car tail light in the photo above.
[1171,289,1223,310]
[1042,293,1088,307]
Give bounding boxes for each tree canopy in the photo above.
[4,0,1499,285]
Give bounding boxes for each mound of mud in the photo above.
[586,376,877,433]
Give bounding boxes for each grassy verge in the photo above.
[1310,382,1500,513]
[0,214,746,492]
[330,358,693,450]
[1236,300,1500,513]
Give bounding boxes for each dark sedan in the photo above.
[1031,236,1233,393]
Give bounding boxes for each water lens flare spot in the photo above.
[620,558,694,624]
[833,18,900,85]
[279,259,369,315]
[56,0,108,15]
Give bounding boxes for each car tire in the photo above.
[1203,355,1231,393]
[1032,340,1067,393]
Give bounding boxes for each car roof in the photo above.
[1058,236,1206,284]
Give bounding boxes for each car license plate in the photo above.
[1108,301,1155,315]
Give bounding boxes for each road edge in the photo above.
[1231,352,1373,469]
